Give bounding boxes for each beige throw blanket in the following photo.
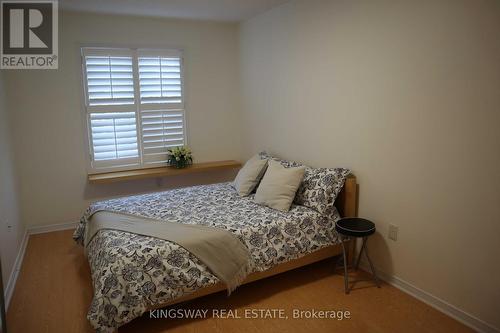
[85,211,252,293]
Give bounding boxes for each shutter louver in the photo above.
[141,109,185,165]
[90,112,139,164]
[85,56,135,106]
[138,57,182,104]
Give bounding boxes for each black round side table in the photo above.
[335,217,380,294]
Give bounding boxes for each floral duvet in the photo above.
[73,182,342,332]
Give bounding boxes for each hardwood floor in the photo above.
[7,230,473,333]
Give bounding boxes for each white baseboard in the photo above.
[27,221,78,235]
[4,221,78,309]
[358,261,499,333]
[4,229,28,310]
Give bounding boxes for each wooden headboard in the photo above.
[335,174,357,217]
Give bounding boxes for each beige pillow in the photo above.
[255,160,306,212]
[233,154,268,196]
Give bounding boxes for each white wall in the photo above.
[0,71,24,293]
[4,11,242,228]
[239,0,500,330]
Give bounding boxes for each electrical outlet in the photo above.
[388,224,398,241]
[1,220,12,232]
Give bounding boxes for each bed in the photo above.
[74,175,357,332]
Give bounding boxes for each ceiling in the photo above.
[59,0,290,22]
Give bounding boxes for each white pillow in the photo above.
[255,160,306,212]
[233,154,268,196]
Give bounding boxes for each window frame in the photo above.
[80,46,188,175]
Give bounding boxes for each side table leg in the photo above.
[355,237,366,270]
[341,240,349,294]
[364,238,381,288]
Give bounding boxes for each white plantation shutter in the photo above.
[140,109,185,165]
[138,56,182,104]
[82,48,186,173]
[85,56,135,106]
[89,112,139,162]
[138,52,185,166]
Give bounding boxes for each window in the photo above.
[81,47,185,173]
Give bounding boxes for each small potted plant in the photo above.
[167,146,193,169]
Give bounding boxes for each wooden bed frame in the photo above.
[151,174,358,309]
